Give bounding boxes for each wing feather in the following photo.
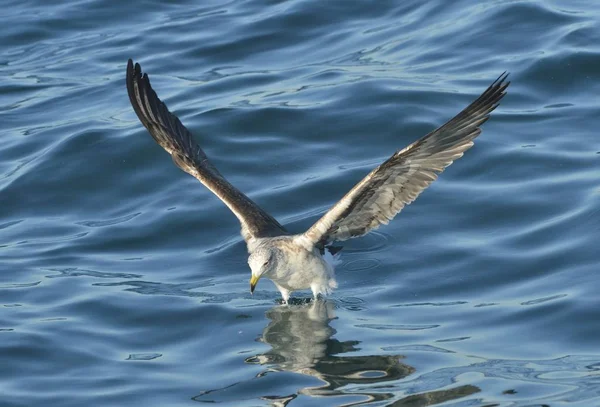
[303,73,509,247]
[126,59,287,242]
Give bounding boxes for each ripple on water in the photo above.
[0,219,24,230]
[390,301,469,308]
[0,281,41,289]
[76,212,141,228]
[344,258,381,272]
[520,293,568,306]
[388,355,600,405]
[342,230,391,254]
[435,337,471,343]
[335,296,367,311]
[126,353,163,361]
[2,0,600,405]
[382,344,454,354]
[357,323,440,331]
[45,267,143,279]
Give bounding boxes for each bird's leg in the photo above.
[276,285,290,305]
[310,284,321,302]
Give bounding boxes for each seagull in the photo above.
[126,59,509,304]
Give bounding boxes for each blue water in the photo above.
[2,0,600,405]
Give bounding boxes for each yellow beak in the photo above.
[250,275,260,294]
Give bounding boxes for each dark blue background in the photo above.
[1,0,599,405]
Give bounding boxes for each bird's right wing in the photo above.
[303,74,509,248]
[126,59,287,242]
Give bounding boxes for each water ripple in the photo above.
[45,267,143,279]
[76,212,141,228]
[2,0,600,405]
[357,323,440,331]
[126,353,162,361]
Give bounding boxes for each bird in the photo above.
[126,59,509,304]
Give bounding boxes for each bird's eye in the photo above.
[263,260,269,266]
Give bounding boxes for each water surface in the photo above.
[2,0,600,406]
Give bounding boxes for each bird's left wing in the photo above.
[302,73,509,248]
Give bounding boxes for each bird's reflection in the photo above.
[193,299,480,406]
[245,299,413,404]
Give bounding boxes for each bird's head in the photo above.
[248,246,277,294]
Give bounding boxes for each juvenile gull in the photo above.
[126,59,509,304]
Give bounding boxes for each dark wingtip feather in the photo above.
[487,71,510,104]
[449,71,510,131]
[393,72,510,162]
[495,71,509,84]
[124,58,288,240]
[126,59,187,158]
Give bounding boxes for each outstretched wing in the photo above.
[126,59,287,242]
[303,73,509,247]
